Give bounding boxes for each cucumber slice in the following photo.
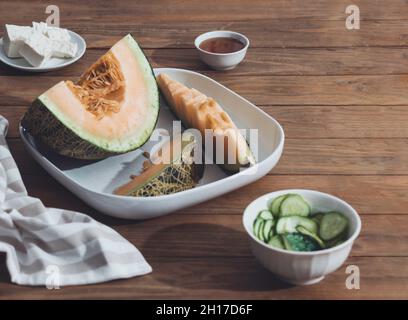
[269,228,274,240]
[279,194,311,217]
[325,232,347,248]
[258,220,265,242]
[268,235,285,249]
[283,233,320,252]
[276,216,318,235]
[296,225,325,248]
[311,212,325,225]
[281,235,292,251]
[269,195,287,217]
[319,212,349,241]
[253,218,263,239]
[262,219,275,242]
[258,210,273,220]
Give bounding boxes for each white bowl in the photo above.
[194,30,249,70]
[243,189,361,285]
[21,68,285,219]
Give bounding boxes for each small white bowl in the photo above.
[194,30,249,70]
[243,189,361,285]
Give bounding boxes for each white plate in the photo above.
[0,30,86,72]
[20,68,285,219]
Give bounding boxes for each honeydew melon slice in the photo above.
[21,34,159,159]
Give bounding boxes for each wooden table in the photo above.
[0,0,408,299]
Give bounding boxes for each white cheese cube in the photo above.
[50,40,78,58]
[3,24,32,58]
[18,32,52,67]
[5,22,78,66]
[46,27,71,42]
[32,21,48,34]
[32,22,71,42]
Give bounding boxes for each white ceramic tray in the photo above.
[20,68,284,219]
[0,30,86,72]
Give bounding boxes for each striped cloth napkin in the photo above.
[0,116,152,286]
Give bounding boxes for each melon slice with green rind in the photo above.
[114,135,204,197]
[21,34,159,159]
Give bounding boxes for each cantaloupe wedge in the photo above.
[157,73,255,172]
[22,35,159,159]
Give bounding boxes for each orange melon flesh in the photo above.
[21,34,159,159]
[157,73,255,171]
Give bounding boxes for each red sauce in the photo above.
[199,37,245,54]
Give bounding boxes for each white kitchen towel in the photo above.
[0,116,152,286]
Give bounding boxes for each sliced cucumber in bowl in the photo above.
[253,210,275,243]
[311,212,325,225]
[252,193,350,252]
[253,218,263,239]
[320,212,348,241]
[262,219,275,242]
[324,232,348,248]
[296,225,325,248]
[269,195,287,217]
[268,235,285,249]
[282,233,320,252]
[276,216,318,235]
[259,210,273,220]
[279,194,311,217]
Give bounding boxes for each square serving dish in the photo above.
[20,68,284,220]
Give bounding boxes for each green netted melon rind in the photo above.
[21,99,115,159]
[129,162,203,197]
[122,137,205,197]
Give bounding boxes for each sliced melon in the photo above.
[21,34,159,159]
[114,135,204,197]
[156,73,255,172]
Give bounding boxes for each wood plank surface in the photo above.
[0,0,407,300]
[1,255,407,299]
[3,105,408,139]
[4,47,408,77]
[7,20,408,49]
[2,74,408,106]
[50,20,408,49]
[2,0,408,23]
[2,1,408,50]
